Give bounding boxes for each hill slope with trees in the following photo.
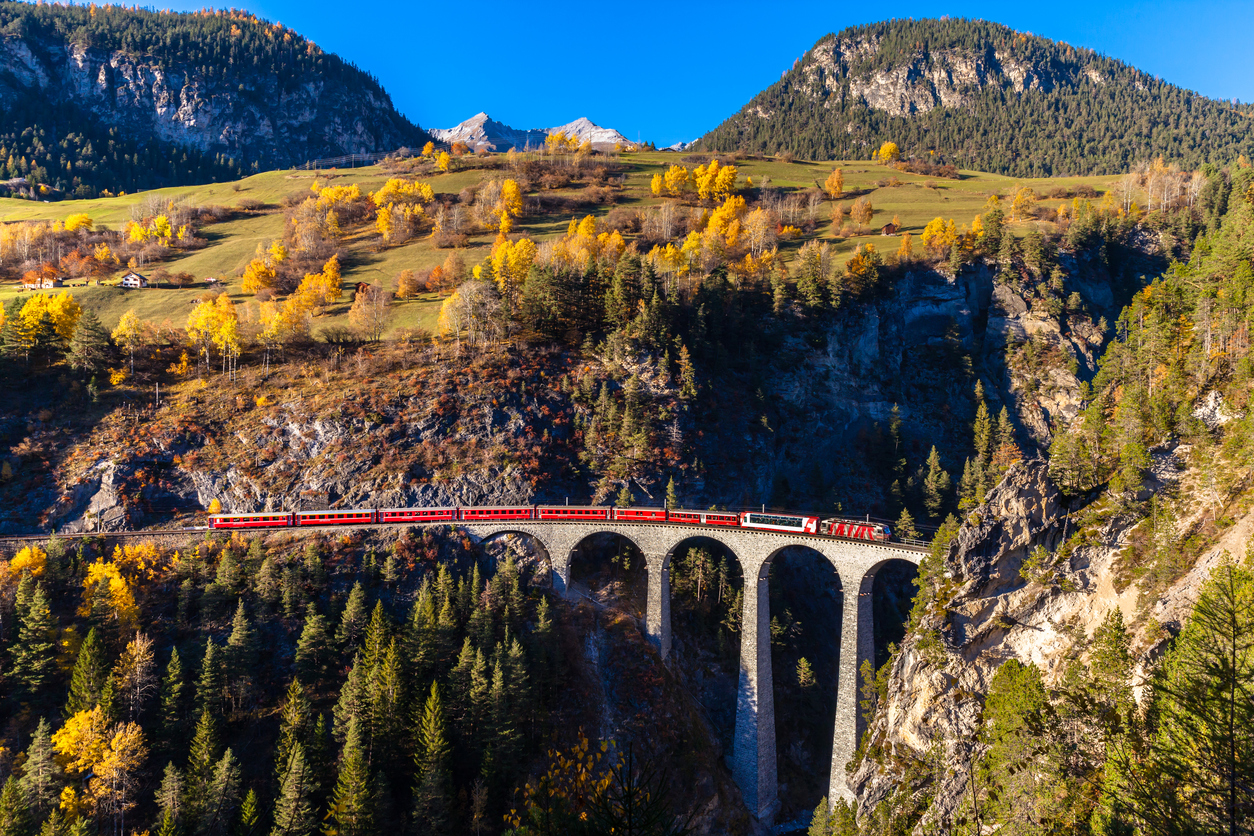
[699,18,1254,177]
[0,2,428,198]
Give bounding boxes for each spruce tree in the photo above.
[615,483,634,508]
[0,777,33,836]
[196,750,240,836]
[335,583,369,653]
[160,648,186,740]
[331,655,366,745]
[468,649,491,745]
[411,683,450,834]
[362,602,389,671]
[38,809,67,836]
[972,396,993,465]
[293,604,330,686]
[665,476,678,510]
[270,743,316,836]
[274,680,312,782]
[155,762,185,829]
[195,640,224,717]
[66,627,108,715]
[238,790,259,836]
[403,584,436,686]
[67,309,112,374]
[329,717,372,836]
[18,719,62,818]
[225,602,256,708]
[922,446,951,520]
[13,583,56,693]
[894,508,920,541]
[186,710,221,813]
[367,641,403,768]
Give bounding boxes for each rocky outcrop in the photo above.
[0,28,424,170]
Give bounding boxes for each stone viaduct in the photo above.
[453,520,924,823]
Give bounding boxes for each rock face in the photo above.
[0,25,425,171]
[847,455,1254,831]
[432,112,629,151]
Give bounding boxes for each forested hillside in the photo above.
[699,18,1254,177]
[0,3,427,198]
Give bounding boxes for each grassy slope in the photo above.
[0,153,1120,333]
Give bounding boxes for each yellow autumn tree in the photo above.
[650,173,664,197]
[10,544,48,577]
[823,169,844,199]
[241,258,276,294]
[876,141,901,164]
[111,310,146,374]
[497,179,523,226]
[422,141,435,157]
[436,152,451,173]
[65,214,94,232]
[663,165,691,198]
[53,706,112,776]
[82,559,139,631]
[22,292,83,342]
[491,236,538,307]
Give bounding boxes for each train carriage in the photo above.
[702,512,741,527]
[823,519,890,542]
[461,506,535,521]
[209,512,294,529]
[536,506,611,521]
[612,507,668,522]
[740,512,820,534]
[296,509,376,526]
[378,507,457,523]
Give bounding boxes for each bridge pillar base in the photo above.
[829,568,876,807]
[732,557,777,822]
[643,553,671,659]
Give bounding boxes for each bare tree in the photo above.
[348,283,393,342]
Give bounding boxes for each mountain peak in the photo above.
[432,113,629,151]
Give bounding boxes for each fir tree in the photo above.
[894,508,920,541]
[335,583,369,653]
[331,655,367,745]
[195,640,224,717]
[238,790,259,836]
[274,680,312,783]
[922,446,951,520]
[293,604,330,686]
[329,717,372,836]
[66,627,108,715]
[367,641,404,768]
[411,683,450,834]
[18,719,62,818]
[270,743,316,836]
[196,750,241,836]
[615,482,634,508]
[362,602,389,672]
[67,309,113,374]
[224,602,256,708]
[973,398,993,466]
[13,583,56,693]
[186,710,221,812]
[665,476,678,510]
[155,762,185,829]
[161,648,186,740]
[37,809,67,836]
[0,777,33,836]
[403,583,437,685]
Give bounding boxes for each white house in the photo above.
[121,272,148,289]
[22,276,64,290]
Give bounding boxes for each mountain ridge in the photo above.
[698,17,1254,175]
[432,111,629,150]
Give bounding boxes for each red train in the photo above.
[208,506,892,543]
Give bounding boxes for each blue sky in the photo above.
[158,0,1253,147]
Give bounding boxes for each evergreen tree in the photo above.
[894,508,919,541]
[186,711,221,813]
[367,641,404,768]
[335,583,369,653]
[67,310,112,375]
[66,627,108,715]
[0,777,33,836]
[155,762,185,829]
[922,446,951,520]
[238,790,259,836]
[224,602,256,708]
[274,680,312,783]
[195,640,224,717]
[18,719,62,818]
[195,750,240,836]
[665,476,679,510]
[37,810,67,836]
[412,683,450,834]
[160,647,186,740]
[329,717,372,836]
[615,482,634,508]
[403,582,437,686]
[362,602,389,671]
[331,655,367,745]
[293,604,330,686]
[972,398,993,465]
[13,583,56,693]
[270,743,316,836]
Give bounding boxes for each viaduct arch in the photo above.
[455,519,923,823]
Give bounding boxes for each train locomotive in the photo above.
[208,505,892,543]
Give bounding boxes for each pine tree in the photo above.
[274,680,312,783]
[18,719,62,818]
[665,476,678,510]
[270,743,316,836]
[160,648,186,740]
[293,604,330,686]
[66,309,112,374]
[196,750,240,836]
[196,640,224,717]
[411,683,450,833]
[330,717,372,836]
[186,710,221,813]
[972,398,993,465]
[0,777,33,836]
[403,582,437,685]
[66,627,108,715]
[225,601,256,709]
[677,344,697,400]
[614,483,634,508]
[894,508,919,541]
[362,602,389,671]
[367,641,403,768]
[922,446,951,520]
[335,583,369,653]
[468,649,491,745]
[155,762,185,829]
[332,655,367,746]
[957,457,979,512]
[38,809,67,836]
[13,583,55,693]
[238,790,259,836]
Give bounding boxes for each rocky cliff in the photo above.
[0,3,426,182]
